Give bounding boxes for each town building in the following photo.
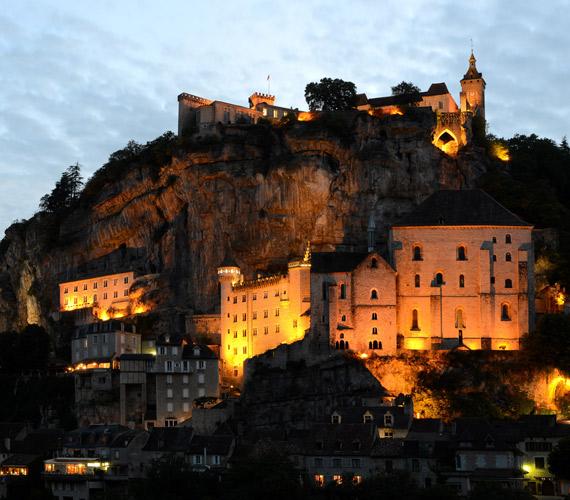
[390,189,534,351]
[217,250,311,380]
[59,271,142,321]
[178,91,296,136]
[154,339,220,427]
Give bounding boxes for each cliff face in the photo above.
[0,111,488,333]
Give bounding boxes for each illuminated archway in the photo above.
[434,129,459,156]
[547,375,570,405]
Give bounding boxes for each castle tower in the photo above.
[248,92,276,108]
[217,257,241,296]
[460,51,486,119]
[368,215,376,253]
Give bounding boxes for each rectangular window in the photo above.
[124,289,128,296]
[263,291,268,299]
[233,315,238,323]
[273,109,278,118]
[212,455,221,465]
[233,296,237,304]
[253,294,257,301]
[243,346,247,354]
[234,331,238,338]
[264,326,269,335]
[83,296,87,303]
[253,328,257,336]
[83,284,88,291]
[275,308,279,317]
[198,373,205,384]
[198,387,206,397]
[103,280,108,288]
[352,458,361,468]
[113,279,118,286]
[74,286,78,292]
[103,292,108,299]
[113,291,118,298]
[166,402,174,412]
[242,313,246,321]
[293,320,297,328]
[64,287,68,294]
[264,310,269,318]
[275,325,280,333]
[253,312,257,320]
[182,361,189,372]
[197,360,206,370]
[182,388,189,398]
[183,402,190,412]
[166,361,173,372]
[93,294,97,302]
[93,335,98,344]
[93,282,97,289]
[167,374,172,384]
[242,295,246,302]
[183,374,189,383]
[167,388,173,399]
[242,329,247,337]
[124,277,129,284]
[172,346,178,355]
[534,457,546,469]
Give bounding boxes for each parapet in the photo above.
[248,92,276,108]
[178,93,214,107]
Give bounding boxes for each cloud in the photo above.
[0,0,568,234]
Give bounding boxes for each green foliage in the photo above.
[524,314,570,371]
[81,132,177,203]
[39,163,83,214]
[304,78,357,112]
[548,437,570,479]
[391,81,421,99]
[0,325,51,371]
[478,133,570,289]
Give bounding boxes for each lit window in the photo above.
[333,474,343,485]
[262,108,267,116]
[314,475,325,487]
[455,309,465,328]
[273,109,278,118]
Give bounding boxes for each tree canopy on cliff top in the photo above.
[304,78,357,112]
[391,81,421,99]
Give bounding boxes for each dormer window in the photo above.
[384,414,393,427]
[363,413,373,423]
[352,440,361,451]
[371,258,378,268]
[194,347,200,356]
[331,413,341,424]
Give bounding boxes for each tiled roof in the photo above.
[422,82,450,96]
[392,190,531,227]
[142,427,194,452]
[371,438,405,457]
[187,435,234,456]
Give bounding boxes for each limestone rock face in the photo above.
[0,111,488,333]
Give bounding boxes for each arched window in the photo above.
[506,234,512,244]
[459,274,465,288]
[339,333,344,339]
[457,246,467,261]
[455,308,465,328]
[505,252,512,262]
[377,341,382,350]
[415,275,420,288]
[435,273,444,286]
[371,312,378,320]
[340,283,347,299]
[339,340,345,350]
[505,279,513,288]
[501,304,511,321]
[369,341,373,349]
[411,309,420,331]
[372,327,378,335]
[341,315,346,322]
[372,340,378,349]
[370,289,378,300]
[413,245,422,261]
[371,258,378,268]
[335,341,339,349]
[345,341,349,350]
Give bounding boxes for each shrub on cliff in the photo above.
[39,163,83,214]
[524,314,570,371]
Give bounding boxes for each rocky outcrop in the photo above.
[0,110,488,333]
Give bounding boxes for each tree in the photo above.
[304,78,357,112]
[39,163,83,213]
[391,81,421,97]
[549,437,570,480]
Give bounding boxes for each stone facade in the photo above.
[218,251,311,380]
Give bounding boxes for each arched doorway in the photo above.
[434,129,459,156]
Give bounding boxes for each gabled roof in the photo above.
[422,82,450,96]
[331,406,411,429]
[142,427,194,452]
[392,190,531,228]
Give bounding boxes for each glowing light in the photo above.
[547,375,570,403]
[491,142,510,162]
[556,292,565,306]
[368,107,403,117]
[134,304,147,315]
[297,112,318,122]
[522,464,532,474]
[359,353,369,359]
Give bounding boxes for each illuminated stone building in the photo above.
[178,91,295,136]
[390,189,534,351]
[59,272,135,321]
[218,251,311,380]
[310,252,398,355]
[356,51,486,155]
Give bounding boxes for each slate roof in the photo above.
[142,427,194,452]
[371,438,405,457]
[422,82,450,96]
[311,252,368,273]
[13,429,64,456]
[331,406,411,429]
[392,190,531,227]
[0,454,40,467]
[63,425,139,449]
[182,344,217,360]
[187,435,234,456]
[358,82,451,108]
[291,423,377,456]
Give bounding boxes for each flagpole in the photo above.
[267,74,271,94]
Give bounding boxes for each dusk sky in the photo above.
[1,0,569,235]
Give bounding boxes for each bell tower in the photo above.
[460,50,486,119]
